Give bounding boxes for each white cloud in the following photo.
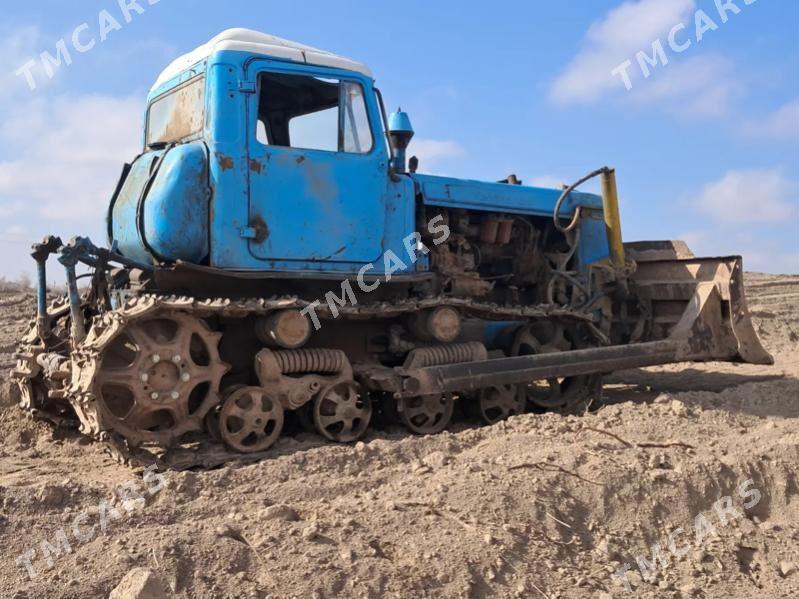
[0,22,178,277]
[407,138,465,171]
[628,54,743,119]
[549,0,696,105]
[0,25,143,225]
[548,1,747,121]
[678,229,798,274]
[680,169,799,274]
[695,169,796,224]
[0,94,143,221]
[0,26,55,103]
[0,224,29,244]
[744,98,799,140]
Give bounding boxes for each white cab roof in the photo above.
[152,28,372,92]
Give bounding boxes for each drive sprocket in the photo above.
[89,311,228,446]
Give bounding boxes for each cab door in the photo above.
[246,64,388,266]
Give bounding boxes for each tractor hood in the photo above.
[410,173,603,218]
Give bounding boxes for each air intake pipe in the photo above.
[600,168,625,269]
[388,108,414,174]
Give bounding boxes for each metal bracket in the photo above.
[238,80,256,94]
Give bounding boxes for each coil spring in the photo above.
[272,348,347,374]
[404,342,487,369]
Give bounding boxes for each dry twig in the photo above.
[582,426,694,451]
[508,461,600,486]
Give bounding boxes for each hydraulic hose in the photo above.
[552,167,612,233]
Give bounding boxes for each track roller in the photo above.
[219,386,284,453]
[476,384,525,425]
[397,393,454,435]
[312,381,372,443]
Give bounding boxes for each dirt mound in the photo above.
[1,276,798,598]
[746,273,799,360]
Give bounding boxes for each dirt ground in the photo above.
[0,274,797,599]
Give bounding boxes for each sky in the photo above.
[0,0,797,280]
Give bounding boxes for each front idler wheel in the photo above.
[219,386,284,453]
[398,393,454,435]
[312,381,372,443]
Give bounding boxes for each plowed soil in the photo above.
[1,274,798,599]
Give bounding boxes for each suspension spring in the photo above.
[403,342,488,369]
[272,348,348,374]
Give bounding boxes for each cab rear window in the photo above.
[146,76,205,146]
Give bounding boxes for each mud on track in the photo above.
[0,274,798,598]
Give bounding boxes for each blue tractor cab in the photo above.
[108,28,608,281]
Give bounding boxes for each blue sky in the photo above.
[0,0,797,280]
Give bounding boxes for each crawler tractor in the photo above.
[14,29,772,465]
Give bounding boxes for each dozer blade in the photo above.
[625,240,773,366]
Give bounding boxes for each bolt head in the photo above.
[172,355,181,363]
[152,354,161,363]
[171,391,180,400]
[140,374,149,382]
[181,372,191,382]
[150,392,159,400]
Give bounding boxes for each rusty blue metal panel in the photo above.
[110,144,210,265]
[204,51,417,275]
[242,58,388,267]
[110,149,164,265]
[247,149,387,263]
[205,57,250,269]
[411,174,603,217]
[142,142,210,263]
[577,209,611,267]
[413,173,609,269]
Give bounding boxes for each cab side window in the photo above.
[255,72,373,154]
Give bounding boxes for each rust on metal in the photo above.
[249,158,263,174]
[216,153,235,171]
[249,215,270,244]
